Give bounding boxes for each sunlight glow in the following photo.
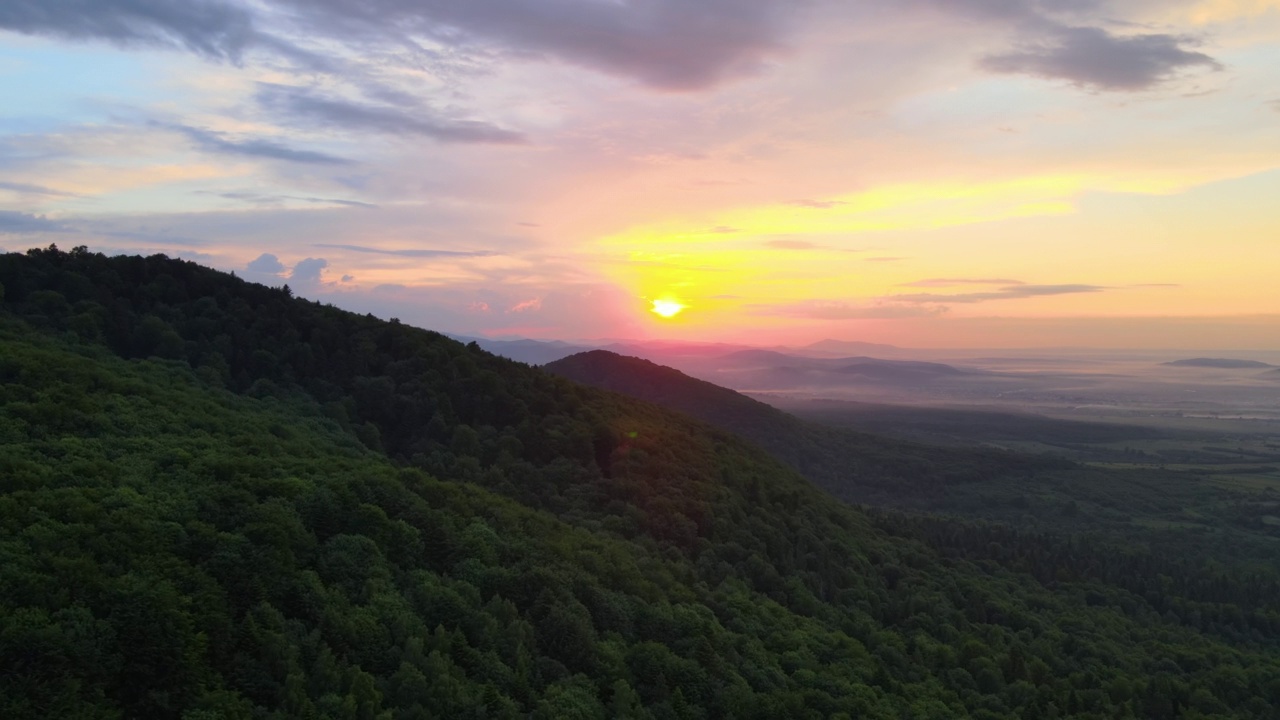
[651,299,686,318]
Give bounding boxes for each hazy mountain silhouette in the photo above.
[1164,357,1274,369]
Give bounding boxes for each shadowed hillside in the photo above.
[547,350,1280,561]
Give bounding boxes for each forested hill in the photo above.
[3,245,1280,719]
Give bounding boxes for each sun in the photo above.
[650,299,686,318]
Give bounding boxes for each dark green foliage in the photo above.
[2,246,1279,718]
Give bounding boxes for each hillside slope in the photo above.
[547,351,1280,562]
[2,246,1279,719]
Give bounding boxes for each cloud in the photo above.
[508,298,543,313]
[290,257,329,283]
[312,243,498,258]
[981,26,1221,91]
[900,278,1025,287]
[0,211,68,233]
[271,0,796,91]
[864,256,903,262]
[4,0,801,92]
[203,191,376,208]
[0,180,79,197]
[170,124,352,165]
[0,0,256,61]
[247,253,285,273]
[256,84,527,144]
[340,274,354,282]
[752,299,948,320]
[890,283,1106,303]
[707,225,740,234]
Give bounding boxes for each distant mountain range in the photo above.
[1163,357,1275,369]
[800,338,904,356]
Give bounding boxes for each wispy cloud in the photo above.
[890,283,1107,304]
[751,299,948,320]
[900,278,1025,287]
[312,243,499,259]
[270,0,797,91]
[167,123,351,165]
[3,0,802,92]
[0,0,256,62]
[256,84,527,145]
[0,180,80,197]
[200,191,376,208]
[508,298,542,313]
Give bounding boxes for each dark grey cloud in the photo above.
[313,243,497,258]
[291,257,328,283]
[891,283,1106,303]
[0,211,69,233]
[900,277,1025,287]
[247,253,285,273]
[255,84,526,144]
[0,180,80,197]
[981,26,1220,91]
[170,124,352,165]
[203,190,376,208]
[0,0,255,61]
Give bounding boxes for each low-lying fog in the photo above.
[470,335,1280,428]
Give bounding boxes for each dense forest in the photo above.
[2,245,1280,718]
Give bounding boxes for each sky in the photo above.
[2,0,1279,349]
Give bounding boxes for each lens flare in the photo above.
[651,299,686,318]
